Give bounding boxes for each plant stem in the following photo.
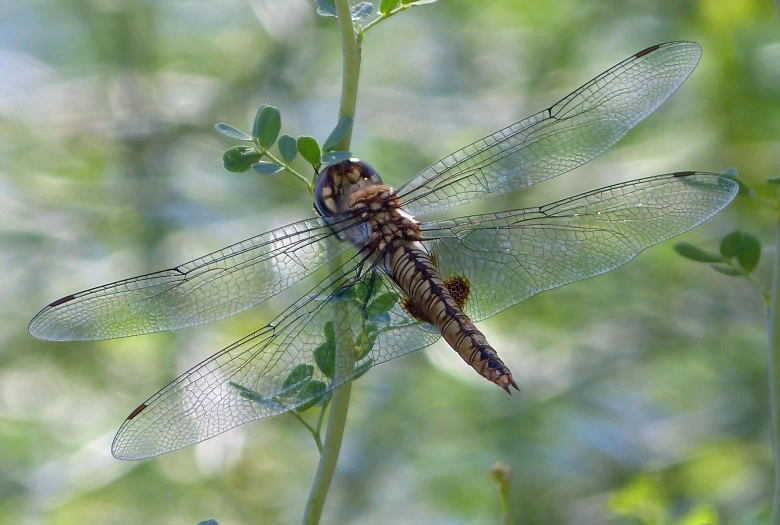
[262,149,314,196]
[334,0,360,152]
[360,4,409,35]
[301,1,361,523]
[291,411,323,454]
[768,196,780,525]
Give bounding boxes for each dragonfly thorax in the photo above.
[314,159,421,253]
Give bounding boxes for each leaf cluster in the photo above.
[229,275,397,417]
[316,0,438,34]
[216,106,353,185]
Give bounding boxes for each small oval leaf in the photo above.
[719,231,744,259]
[313,340,335,380]
[215,123,253,141]
[737,233,761,273]
[222,146,262,172]
[353,357,374,380]
[367,292,397,317]
[253,105,282,149]
[252,161,285,175]
[283,364,314,390]
[278,134,298,164]
[322,151,352,166]
[351,2,373,20]
[323,116,353,152]
[297,135,322,167]
[316,0,337,16]
[674,243,723,264]
[324,320,335,343]
[380,0,401,15]
[710,264,744,277]
[355,323,378,360]
[295,380,327,412]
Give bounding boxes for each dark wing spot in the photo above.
[127,403,148,420]
[49,295,77,308]
[635,44,661,59]
[402,296,431,324]
[673,171,696,178]
[445,275,471,310]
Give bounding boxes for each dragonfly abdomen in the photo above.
[387,241,518,394]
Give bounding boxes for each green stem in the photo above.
[360,5,409,35]
[291,411,323,454]
[301,1,361,523]
[262,149,314,196]
[490,463,513,525]
[334,0,361,152]
[725,261,770,304]
[769,198,780,525]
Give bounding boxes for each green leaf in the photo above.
[295,380,327,412]
[316,0,337,16]
[719,231,744,259]
[322,116,353,152]
[283,364,314,390]
[333,282,370,303]
[313,321,337,379]
[403,0,437,5]
[323,320,335,343]
[380,0,401,14]
[367,292,397,317]
[355,323,378,360]
[353,358,374,380]
[737,233,761,273]
[351,2,373,20]
[768,177,780,185]
[198,520,219,525]
[252,161,285,175]
[215,123,252,141]
[313,339,335,380]
[230,381,286,412]
[278,134,298,164]
[321,151,352,166]
[252,105,282,149]
[673,243,723,264]
[297,135,322,167]
[710,264,743,277]
[222,146,262,173]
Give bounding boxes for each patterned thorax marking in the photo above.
[314,159,518,393]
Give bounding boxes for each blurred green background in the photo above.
[2,0,779,523]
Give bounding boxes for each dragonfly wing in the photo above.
[420,172,738,322]
[396,42,702,217]
[111,263,439,460]
[29,215,365,341]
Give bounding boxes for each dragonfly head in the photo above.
[314,158,383,217]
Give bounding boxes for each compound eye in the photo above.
[313,169,337,216]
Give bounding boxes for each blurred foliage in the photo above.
[1,0,779,524]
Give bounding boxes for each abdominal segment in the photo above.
[387,241,518,393]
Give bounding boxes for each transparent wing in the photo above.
[29,216,365,341]
[420,172,738,322]
[395,41,702,217]
[111,263,439,460]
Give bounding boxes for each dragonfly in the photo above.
[29,41,738,460]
